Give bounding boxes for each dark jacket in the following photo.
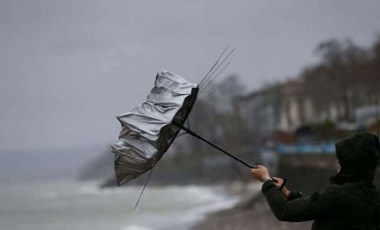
[262,180,380,229]
[262,133,380,229]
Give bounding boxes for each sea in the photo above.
[0,180,240,230]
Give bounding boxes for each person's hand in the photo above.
[272,177,291,198]
[250,165,271,182]
[272,177,284,188]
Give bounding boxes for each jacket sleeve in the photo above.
[288,190,304,200]
[261,180,341,222]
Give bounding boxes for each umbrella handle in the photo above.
[173,122,257,169]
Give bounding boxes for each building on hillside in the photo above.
[237,77,380,144]
[237,79,318,141]
[237,84,281,146]
[278,79,315,132]
[355,105,380,128]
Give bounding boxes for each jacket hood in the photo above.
[334,133,380,183]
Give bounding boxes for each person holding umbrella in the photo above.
[251,133,380,229]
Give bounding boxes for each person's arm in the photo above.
[251,166,302,200]
[271,177,303,200]
[262,180,340,222]
[251,165,341,222]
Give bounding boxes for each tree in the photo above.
[309,39,369,121]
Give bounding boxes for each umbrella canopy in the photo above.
[111,47,256,189]
[111,70,198,185]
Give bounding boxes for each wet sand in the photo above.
[192,182,312,230]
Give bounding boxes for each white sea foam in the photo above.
[0,180,243,230]
[122,185,240,229]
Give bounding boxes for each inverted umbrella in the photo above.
[111,69,255,186]
[111,70,199,185]
[112,46,258,188]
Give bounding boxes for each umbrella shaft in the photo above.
[174,122,255,169]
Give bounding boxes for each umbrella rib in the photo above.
[134,169,154,211]
[199,62,231,96]
[200,48,235,88]
[199,45,229,87]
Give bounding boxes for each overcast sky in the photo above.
[1,0,380,153]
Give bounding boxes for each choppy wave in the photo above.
[0,180,241,230]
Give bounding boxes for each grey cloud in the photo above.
[0,0,380,152]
